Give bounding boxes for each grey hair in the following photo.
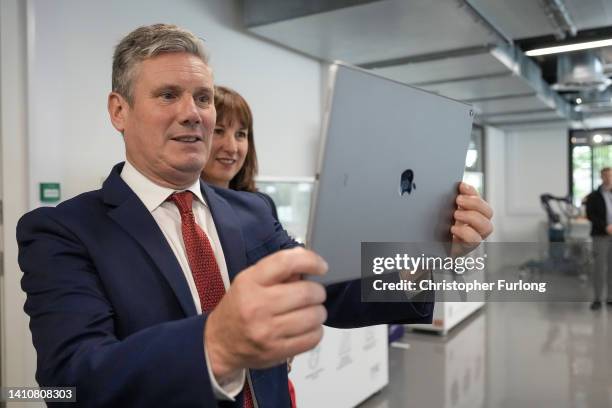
[112,23,209,104]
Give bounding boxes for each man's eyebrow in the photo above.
[151,84,182,94]
[150,84,213,95]
[194,86,213,94]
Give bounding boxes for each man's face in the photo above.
[114,52,216,187]
[602,169,612,187]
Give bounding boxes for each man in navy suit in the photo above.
[17,24,493,407]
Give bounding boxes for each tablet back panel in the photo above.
[307,64,474,285]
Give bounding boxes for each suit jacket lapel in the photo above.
[201,183,248,282]
[103,163,197,317]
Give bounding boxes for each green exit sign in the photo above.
[40,182,61,203]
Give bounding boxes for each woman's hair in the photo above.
[214,85,259,192]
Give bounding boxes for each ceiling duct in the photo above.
[574,88,612,113]
[242,0,585,124]
[538,0,577,39]
[554,50,612,91]
[488,42,579,121]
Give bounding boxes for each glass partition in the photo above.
[256,177,314,244]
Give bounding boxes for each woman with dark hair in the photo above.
[202,86,258,190]
[201,85,279,219]
[201,85,295,406]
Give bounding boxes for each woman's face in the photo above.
[201,115,249,188]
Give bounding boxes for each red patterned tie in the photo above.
[168,192,255,408]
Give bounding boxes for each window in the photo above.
[256,178,314,243]
[569,129,612,207]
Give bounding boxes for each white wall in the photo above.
[485,123,569,242]
[27,0,323,207]
[1,1,38,405]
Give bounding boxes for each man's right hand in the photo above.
[205,247,328,381]
[606,224,612,235]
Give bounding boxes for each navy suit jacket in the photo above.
[17,163,433,407]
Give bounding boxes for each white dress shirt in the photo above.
[120,161,245,401]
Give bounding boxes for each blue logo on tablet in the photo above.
[400,169,416,196]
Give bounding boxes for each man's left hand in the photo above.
[451,182,493,255]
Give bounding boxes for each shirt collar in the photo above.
[120,160,206,212]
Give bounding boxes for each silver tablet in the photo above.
[307,63,474,285]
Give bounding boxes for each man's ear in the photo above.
[108,92,129,133]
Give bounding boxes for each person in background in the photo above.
[586,167,612,310]
[201,85,295,407]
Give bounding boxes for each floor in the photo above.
[359,301,612,408]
